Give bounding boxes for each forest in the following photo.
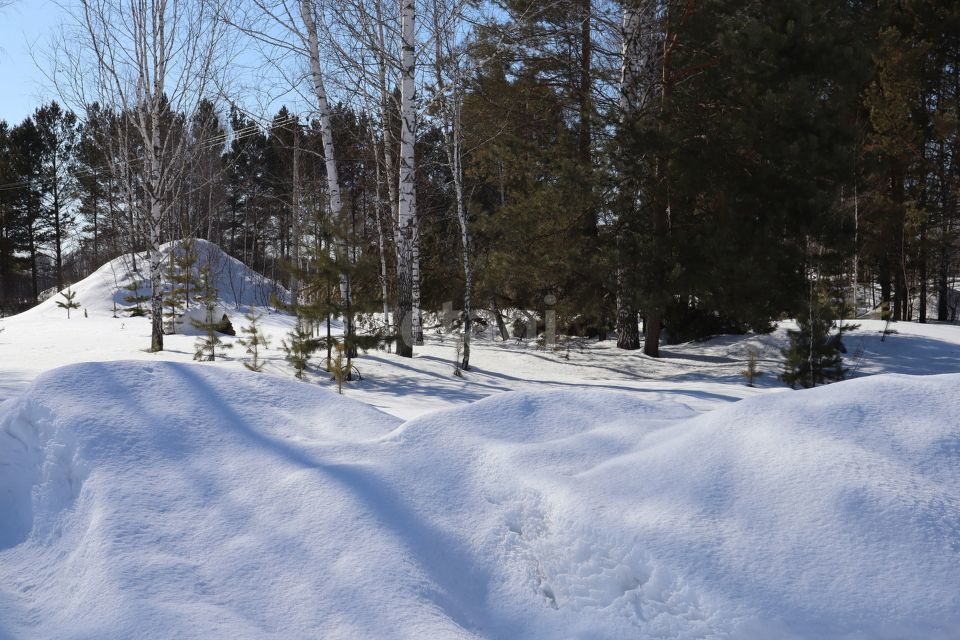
[0,0,958,366]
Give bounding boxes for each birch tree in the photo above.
[395,0,418,357]
[225,0,355,348]
[429,0,473,369]
[65,0,227,352]
[299,0,355,346]
[322,0,401,335]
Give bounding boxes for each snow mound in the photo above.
[1,365,959,638]
[26,239,287,319]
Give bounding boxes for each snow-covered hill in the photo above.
[1,362,958,638]
[28,239,288,319]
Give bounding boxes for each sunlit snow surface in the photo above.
[1,244,960,638]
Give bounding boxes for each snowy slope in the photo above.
[29,238,287,319]
[1,361,958,638]
[3,238,960,420]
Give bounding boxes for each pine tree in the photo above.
[191,260,232,362]
[163,251,186,333]
[281,318,321,380]
[56,287,80,319]
[328,343,350,394]
[781,291,859,389]
[237,311,270,372]
[163,239,199,334]
[616,0,868,351]
[123,280,150,317]
[741,347,762,387]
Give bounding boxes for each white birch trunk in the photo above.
[299,0,353,341]
[145,6,168,353]
[370,126,392,328]
[432,1,472,369]
[396,0,417,357]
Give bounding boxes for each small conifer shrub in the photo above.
[741,347,762,387]
[281,319,321,380]
[56,287,81,319]
[123,281,150,317]
[191,260,232,362]
[237,311,270,372]
[781,292,858,389]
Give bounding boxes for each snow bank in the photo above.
[27,239,287,320]
[1,363,958,638]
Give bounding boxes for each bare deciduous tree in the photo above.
[429,0,472,369]
[61,0,229,352]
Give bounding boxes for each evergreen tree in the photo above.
[281,318,321,380]
[8,117,47,304]
[327,343,353,394]
[163,239,199,333]
[191,260,232,361]
[123,280,150,317]
[33,102,80,291]
[741,348,762,387]
[617,0,868,352]
[237,311,270,372]
[781,289,859,389]
[56,287,80,319]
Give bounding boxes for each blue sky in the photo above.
[0,0,310,127]
[0,0,62,124]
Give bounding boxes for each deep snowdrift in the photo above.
[1,362,959,638]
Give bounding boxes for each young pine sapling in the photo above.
[237,311,270,372]
[57,287,81,319]
[281,318,320,380]
[741,347,762,387]
[191,260,232,362]
[123,280,150,317]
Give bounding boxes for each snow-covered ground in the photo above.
[1,243,959,638]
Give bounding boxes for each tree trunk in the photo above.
[396,0,417,357]
[300,0,352,345]
[919,221,927,323]
[614,2,644,351]
[645,1,675,358]
[149,107,164,353]
[52,161,64,290]
[492,298,509,341]
[290,125,301,308]
[644,311,661,357]
[371,127,391,330]
[938,243,949,321]
[432,10,472,369]
[879,257,892,320]
[578,0,595,236]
